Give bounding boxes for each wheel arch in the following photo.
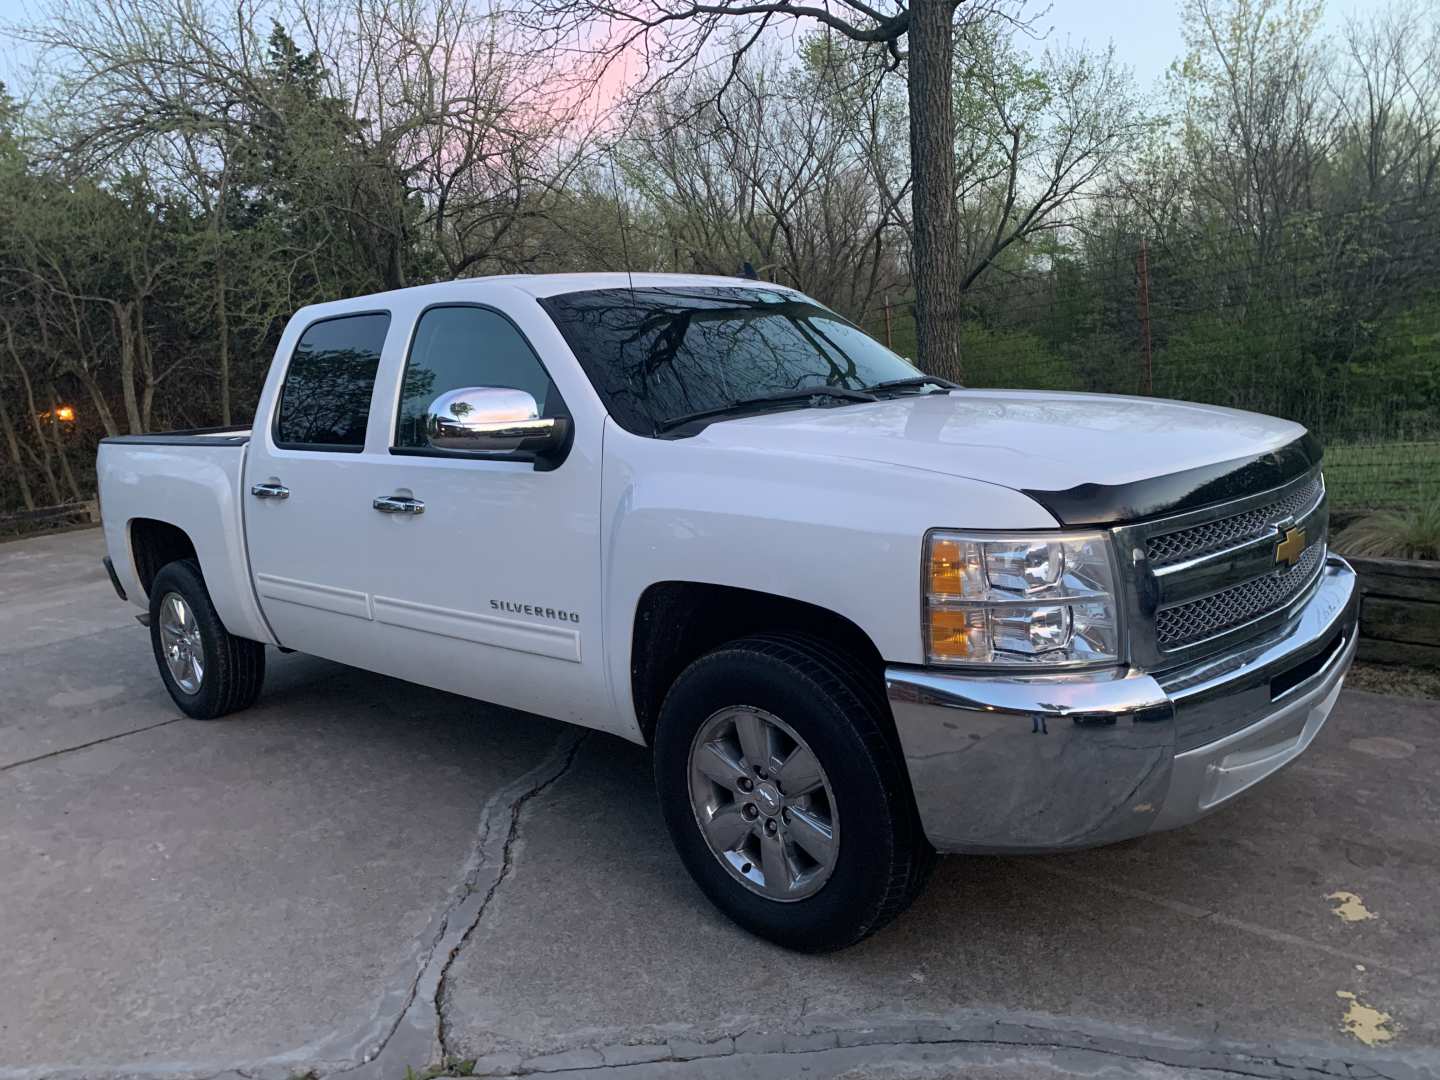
[629,581,888,748]
[129,518,199,599]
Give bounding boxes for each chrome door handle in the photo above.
[250,482,289,499]
[373,494,425,515]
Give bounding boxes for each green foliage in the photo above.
[4,0,1440,523]
[954,322,1073,391]
[1346,295,1440,436]
[1152,307,1325,421]
[1325,443,1440,512]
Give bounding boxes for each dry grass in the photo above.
[1333,503,1440,560]
[1344,661,1440,700]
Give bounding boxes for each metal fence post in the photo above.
[1137,236,1154,396]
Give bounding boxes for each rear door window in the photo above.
[274,313,391,450]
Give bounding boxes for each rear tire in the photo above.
[653,633,933,952]
[149,559,265,719]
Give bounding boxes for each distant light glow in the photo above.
[55,405,76,422]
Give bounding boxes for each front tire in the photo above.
[653,634,933,952]
[149,559,265,719]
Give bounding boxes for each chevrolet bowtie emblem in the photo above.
[1275,525,1307,568]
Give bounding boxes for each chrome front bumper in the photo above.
[886,556,1359,854]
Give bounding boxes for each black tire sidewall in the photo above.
[148,560,233,719]
[654,640,910,952]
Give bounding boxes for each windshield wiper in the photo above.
[862,375,960,395]
[656,385,879,433]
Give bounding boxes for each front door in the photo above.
[359,304,605,728]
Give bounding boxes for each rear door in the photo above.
[243,310,393,661]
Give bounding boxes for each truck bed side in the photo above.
[98,432,276,645]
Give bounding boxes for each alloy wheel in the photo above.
[687,706,839,901]
[158,592,205,695]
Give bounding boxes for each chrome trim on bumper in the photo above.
[887,556,1358,854]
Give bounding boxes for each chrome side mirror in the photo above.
[425,387,568,455]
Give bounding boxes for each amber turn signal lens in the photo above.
[929,537,966,595]
[927,606,989,661]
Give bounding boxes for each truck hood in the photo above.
[691,390,1317,526]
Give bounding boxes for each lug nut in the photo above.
[764,819,779,836]
[742,803,759,820]
[737,777,754,793]
[781,807,792,824]
[756,769,768,780]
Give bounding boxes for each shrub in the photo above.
[1334,503,1440,561]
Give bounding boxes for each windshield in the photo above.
[539,286,920,435]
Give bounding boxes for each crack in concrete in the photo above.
[0,716,185,772]
[327,730,588,1080]
[433,734,589,1061]
[540,1043,1333,1079]
[430,1016,1440,1080]
[0,730,587,1080]
[6,723,1437,1080]
[1,658,361,774]
[8,1014,1434,1080]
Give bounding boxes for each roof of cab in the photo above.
[289,273,798,324]
[494,272,790,298]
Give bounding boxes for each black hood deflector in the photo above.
[1022,432,1323,527]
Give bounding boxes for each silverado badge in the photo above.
[1275,525,1307,568]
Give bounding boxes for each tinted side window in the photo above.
[275,313,390,450]
[395,306,559,448]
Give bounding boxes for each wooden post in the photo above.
[883,296,893,349]
[1137,237,1153,395]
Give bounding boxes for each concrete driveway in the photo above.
[2,530,1437,1080]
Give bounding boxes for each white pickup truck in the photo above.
[98,273,1357,951]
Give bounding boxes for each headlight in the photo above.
[923,530,1123,667]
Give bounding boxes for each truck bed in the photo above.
[97,428,273,645]
[100,426,250,448]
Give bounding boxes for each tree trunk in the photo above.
[907,0,964,379]
[0,387,37,510]
[217,258,231,426]
[211,169,234,428]
[116,301,144,433]
[138,298,156,431]
[75,367,121,439]
[47,387,83,501]
[10,346,63,503]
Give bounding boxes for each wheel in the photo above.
[653,633,934,952]
[148,559,265,719]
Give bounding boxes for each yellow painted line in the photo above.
[1326,890,1378,923]
[1336,990,1397,1046]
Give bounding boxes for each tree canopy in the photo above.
[1,0,1438,518]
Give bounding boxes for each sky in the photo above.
[0,0,1410,102]
[1025,0,1390,91]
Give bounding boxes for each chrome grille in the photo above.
[1155,542,1324,648]
[1146,476,1323,568]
